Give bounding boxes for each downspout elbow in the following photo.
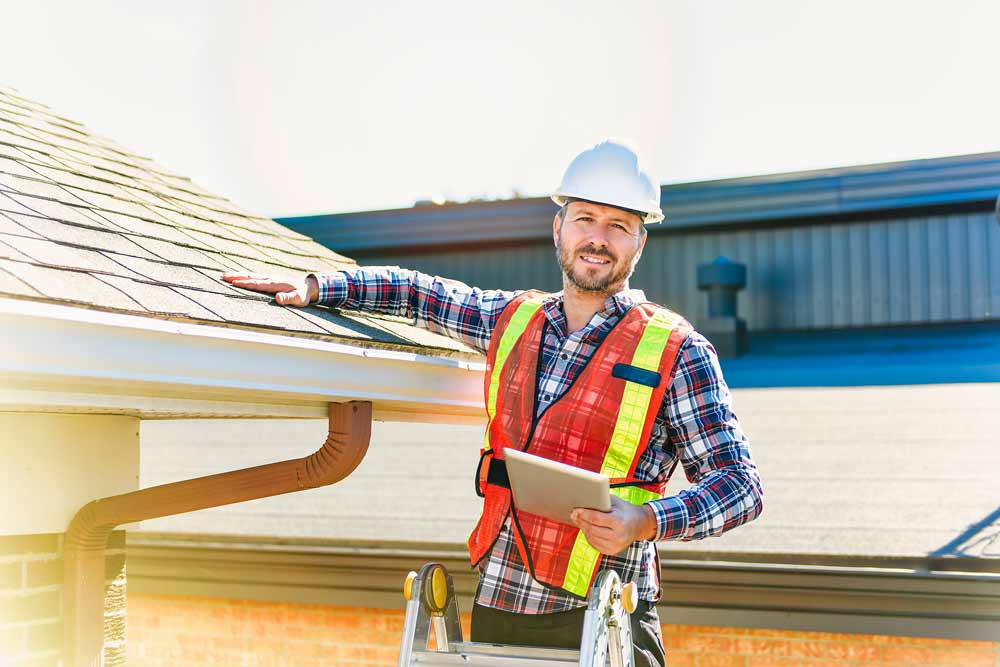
[299,401,373,488]
[64,400,372,667]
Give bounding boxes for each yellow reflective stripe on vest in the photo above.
[600,309,680,479]
[484,294,546,450]
[562,485,662,597]
[563,308,680,597]
[612,485,660,505]
[563,529,600,597]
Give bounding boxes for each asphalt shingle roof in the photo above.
[0,85,474,356]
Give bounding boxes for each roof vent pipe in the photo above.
[64,401,373,667]
[697,256,748,358]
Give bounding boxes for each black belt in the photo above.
[475,453,512,497]
[487,457,510,488]
[474,449,510,498]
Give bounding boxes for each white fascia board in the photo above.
[0,298,487,423]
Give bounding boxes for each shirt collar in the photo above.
[542,287,647,335]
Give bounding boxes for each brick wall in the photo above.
[128,596,416,667]
[0,531,127,667]
[1,533,64,666]
[661,625,999,667]
[127,594,1000,667]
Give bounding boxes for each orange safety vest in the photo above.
[467,291,692,598]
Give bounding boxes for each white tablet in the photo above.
[504,448,611,526]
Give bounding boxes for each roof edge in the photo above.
[0,297,485,422]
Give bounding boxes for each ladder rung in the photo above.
[410,641,581,666]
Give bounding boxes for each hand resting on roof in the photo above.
[221,273,318,307]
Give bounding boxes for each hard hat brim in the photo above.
[551,194,664,224]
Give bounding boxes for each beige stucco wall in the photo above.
[1,413,139,535]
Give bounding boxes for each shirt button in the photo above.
[560,353,568,360]
[542,394,550,401]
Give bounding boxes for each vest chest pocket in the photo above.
[611,362,661,388]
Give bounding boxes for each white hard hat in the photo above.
[552,140,664,224]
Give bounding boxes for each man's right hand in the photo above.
[221,273,319,307]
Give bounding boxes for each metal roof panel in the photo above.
[281,152,1000,253]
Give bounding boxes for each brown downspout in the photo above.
[63,401,372,667]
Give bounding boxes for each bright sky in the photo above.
[4,1,1000,217]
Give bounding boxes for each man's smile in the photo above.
[579,254,612,266]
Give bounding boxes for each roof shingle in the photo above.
[0,85,475,357]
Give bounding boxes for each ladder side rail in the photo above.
[577,608,604,667]
[398,594,430,667]
[614,599,634,667]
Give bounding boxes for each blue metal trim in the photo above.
[277,152,1000,253]
[720,323,1000,388]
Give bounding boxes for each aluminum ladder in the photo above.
[397,563,638,667]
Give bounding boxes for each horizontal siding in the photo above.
[358,211,1000,332]
[279,152,1000,253]
[367,243,564,295]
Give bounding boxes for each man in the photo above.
[223,140,763,667]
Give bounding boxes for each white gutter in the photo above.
[0,297,487,423]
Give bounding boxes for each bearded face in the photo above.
[556,221,642,294]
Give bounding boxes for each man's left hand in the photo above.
[570,496,657,555]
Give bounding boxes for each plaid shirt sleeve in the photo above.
[648,332,764,541]
[309,266,515,355]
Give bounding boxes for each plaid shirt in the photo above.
[314,266,763,614]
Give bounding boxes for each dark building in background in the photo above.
[280,152,1000,334]
[281,152,1000,386]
